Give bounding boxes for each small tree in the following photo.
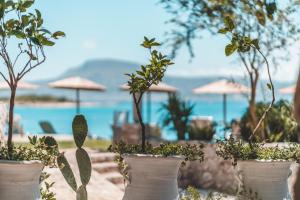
[0,0,64,154]
[159,93,194,140]
[126,37,173,152]
[160,0,300,140]
[219,16,275,142]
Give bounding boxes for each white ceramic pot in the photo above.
[237,160,292,200]
[122,154,184,200]
[0,160,44,200]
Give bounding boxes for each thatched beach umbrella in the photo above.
[279,85,295,94]
[49,76,106,113]
[121,82,177,123]
[193,79,250,125]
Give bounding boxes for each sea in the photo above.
[13,99,250,140]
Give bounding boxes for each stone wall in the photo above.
[178,144,238,193]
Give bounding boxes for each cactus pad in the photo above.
[76,148,92,185]
[72,115,88,148]
[57,153,77,191]
[76,185,88,200]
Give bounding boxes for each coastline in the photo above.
[0,101,99,108]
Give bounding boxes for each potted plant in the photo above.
[216,17,300,200]
[109,37,204,200]
[0,0,64,199]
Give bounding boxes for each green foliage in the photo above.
[188,122,216,141]
[0,136,59,166]
[219,16,260,56]
[240,100,299,142]
[0,0,65,155]
[180,186,227,200]
[216,137,300,165]
[109,141,204,162]
[159,93,194,140]
[57,115,91,200]
[109,141,203,181]
[126,37,174,151]
[126,37,173,94]
[40,172,56,200]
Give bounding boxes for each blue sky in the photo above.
[23,0,300,82]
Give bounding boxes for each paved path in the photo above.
[45,150,123,200]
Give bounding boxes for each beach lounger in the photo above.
[39,121,56,134]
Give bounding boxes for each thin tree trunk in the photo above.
[7,86,16,154]
[133,94,146,152]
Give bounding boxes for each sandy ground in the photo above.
[45,149,123,200]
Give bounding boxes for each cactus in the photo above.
[57,115,92,200]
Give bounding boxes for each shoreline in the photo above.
[0,101,100,108]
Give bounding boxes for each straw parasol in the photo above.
[279,85,295,94]
[49,76,106,113]
[121,82,177,123]
[193,79,250,125]
[0,81,38,90]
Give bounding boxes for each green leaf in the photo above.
[0,0,5,19]
[52,31,65,39]
[218,28,228,34]
[225,44,237,56]
[41,38,55,46]
[22,0,34,8]
[72,115,88,148]
[251,39,260,50]
[76,185,88,200]
[44,136,58,149]
[224,16,235,31]
[255,10,266,26]
[76,148,92,185]
[35,9,41,19]
[57,154,77,192]
[11,30,26,39]
[267,83,272,90]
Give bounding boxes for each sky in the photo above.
[18,0,300,82]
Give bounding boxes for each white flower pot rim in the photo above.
[0,160,42,165]
[122,153,185,160]
[237,159,294,163]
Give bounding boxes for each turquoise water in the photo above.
[14,99,248,140]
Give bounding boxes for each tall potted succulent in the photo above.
[109,37,204,200]
[216,17,299,200]
[0,0,64,199]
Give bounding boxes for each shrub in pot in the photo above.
[215,17,300,200]
[0,1,64,199]
[109,37,204,200]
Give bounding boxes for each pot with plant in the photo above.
[0,0,64,199]
[109,37,204,200]
[216,17,300,200]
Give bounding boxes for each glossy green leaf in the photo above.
[76,148,92,185]
[72,115,88,148]
[22,0,34,8]
[52,31,65,39]
[225,43,237,56]
[57,154,77,192]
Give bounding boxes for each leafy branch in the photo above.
[219,16,275,142]
[126,37,173,152]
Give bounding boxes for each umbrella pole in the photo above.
[147,92,151,124]
[76,89,80,114]
[223,93,227,126]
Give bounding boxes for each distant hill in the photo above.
[31,58,292,102]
